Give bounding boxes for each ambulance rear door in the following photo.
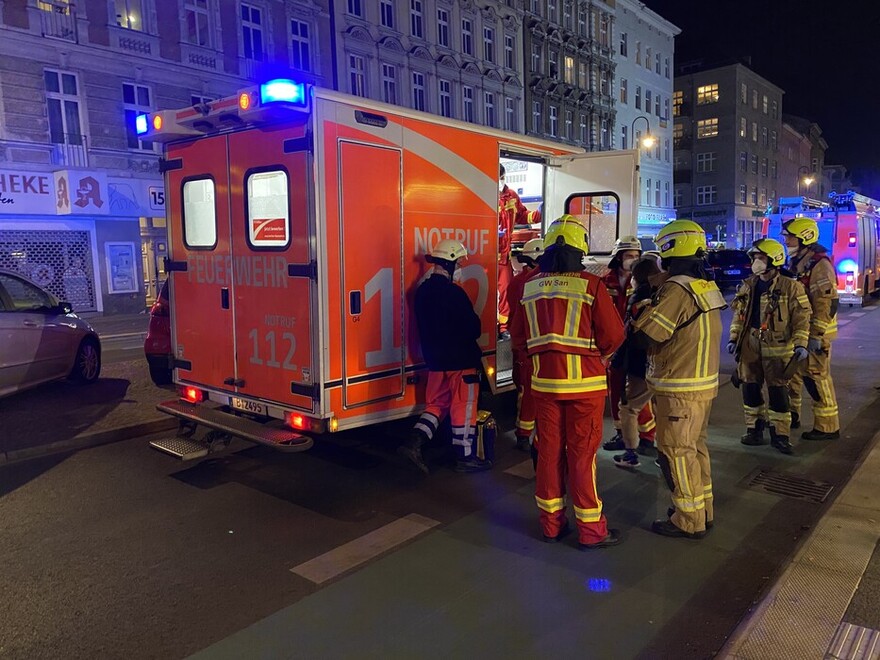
[228,122,316,413]
[544,149,640,255]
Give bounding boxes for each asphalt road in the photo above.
[1,296,878,660]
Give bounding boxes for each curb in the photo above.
[0,417,179,467]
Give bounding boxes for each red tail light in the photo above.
[849,233,857,247]
[286,413,306,430]
[181,386,204,403]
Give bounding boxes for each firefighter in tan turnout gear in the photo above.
[631,220,726,539]
[781,216,840,441]
[727,239,811,455]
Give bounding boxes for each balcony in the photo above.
[181,43,219,71]
[50,134,89,168]
[110,25,160,57]
[39,7,78,42]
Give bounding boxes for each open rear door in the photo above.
[544,149,640,254]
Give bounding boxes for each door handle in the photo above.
[349,290,362,315]
[221,287,230,309]
[23,320,38,327]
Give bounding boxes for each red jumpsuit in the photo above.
[601,269,656,442]
[498,185,528,331]
[512,269,625,544]
[508,263,537,438]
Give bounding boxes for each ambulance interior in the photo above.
[495,156,621,388]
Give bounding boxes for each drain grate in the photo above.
[742,468,835,503]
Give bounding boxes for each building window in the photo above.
[655,52,661,75]
[665,181,670,206]
[532,100,542,132]
[739,185,747,204]
[564,110,573,140]
[752,89,758,109]
[697,118,718,139]
[462,18,473,55]
[564,56,574,84]
[664,138,670,162]
[185,0,211,47]
[664,97,670,121]
[439,79,452,117]
[579,113,587,145]
[347,0,362,17]
[740,151,747,172]
[771,100,778,119]
[751,186,758,205]
[619,78,628,104]
[44,70,84,147]
[290,20,311,72]
[123,82,152,150]
[381,63,397,105]
[484,92,495,127]
[483,26,495,62]
[644,90,651,113]
[241,3,263,60]
[760,188,767,206]
[771,160,778,179]
[531,43,542,72]
[761,127,768,148]
[599,12,609,46]
[741,83,747,104]
[655,179,661,206]
[463,85,474,122]
[655,93,661,117]
[437,9,449,47]
[410,0,423,38]
[751,121,758,142]
[635,40,641,66]
[549,49,558,77]
[549,106,558,137]
[548,0,557,22]
[697,84,719,105]
[578,61,587,88]
[673,123,683,143]
[505,97,516,132]
[697,185,717,205]
[380,0,394,28]
[771,189,776,204]
[412,72,426,111]
[673,90,682,116]
[645,47,652,71]
[665,57,670,78]
[770,131,777,150]
[762,94,768,114]
[635,85,641,110]
[600,69,608,96]
[577,5,586,35]
[601,118,609,148]
[696,152,716,173]
[646,178,652,205]
[114,0,144,30]
[620,32,627,57]
[621,125,628,149]
[751,154,758,174]
[505,35,514,69]
[349,54,366,96]
[674,187,683,207]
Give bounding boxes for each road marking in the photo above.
[851,312,866,318]
[865,306,878,312]
[290,513,440,584]
[838,320,851,327]
[504,459,535,480]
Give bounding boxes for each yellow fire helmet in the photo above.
[654,219,708,258]
[749,238,787,267]
[544,214,589,253]
[781,216,819,245]
[429,239,468,262]
[520,238,545,260]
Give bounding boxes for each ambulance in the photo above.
[137,78,640,460]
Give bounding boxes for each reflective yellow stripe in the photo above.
[652,312,677,334]
[762,345,794,358]
[638,419,656,432]
[535,495,565,513]
[531,375,607,394]
[697,311,710,378]
[573,505,603,523]
[648,374,718,393]
[524,300,540,341]
[521,290,595,305]
[526,334,597,350]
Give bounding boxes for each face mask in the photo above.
[498,180,505,193]
[452,264,463,282]
[751,260,767,275]
[622,257,637,272]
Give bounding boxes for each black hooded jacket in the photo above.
[414,273,483,371]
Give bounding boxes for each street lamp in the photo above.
[797,166,814,196]
[631,115,655,150]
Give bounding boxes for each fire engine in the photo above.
[764,191,880,306]
[136,78,640,460]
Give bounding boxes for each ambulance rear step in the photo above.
[152,399,314,459]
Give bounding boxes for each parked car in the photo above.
[0,270,101,398]
[706,249,751,289]
[144,279,173,385]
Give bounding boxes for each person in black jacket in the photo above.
[398,239,490,474]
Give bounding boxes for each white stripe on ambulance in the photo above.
[186,254,288,288]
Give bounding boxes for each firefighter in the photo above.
[511,215,625,549]
[781,216,840,440]
[611,255,662,470]
[399,239,490,474]
[727,239,811,455]
[601,235,656,455]
[498,164,529,338]
[508,238,544,456]
[630,220,726,539]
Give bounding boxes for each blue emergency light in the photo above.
[260,79,306,106]
[837,258,858,275]
[135,113,149,135]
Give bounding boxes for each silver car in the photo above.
[0,270,101,398]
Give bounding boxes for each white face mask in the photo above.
[622,257,637,272]
[452,265,463,282]
[499,180,505,192]
[751,260,767,275]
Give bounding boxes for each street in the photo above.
[0,299,878,659]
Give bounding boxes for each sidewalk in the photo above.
[80,311,150,338]
[0,359,177,465]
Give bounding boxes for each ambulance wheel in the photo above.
[70,338,101,384]
[149,364,173,386]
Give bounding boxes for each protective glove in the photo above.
[726,341,737,355]
[793,346,809,361]
[807,337,823,354]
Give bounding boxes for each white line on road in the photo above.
[838,320,851,327]
[290,513,440,584]
[851,312,866,318]
[504,459,535,480]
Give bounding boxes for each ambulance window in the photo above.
[564,192,619,254]
[182,178,217,249]
[246,169,290,249]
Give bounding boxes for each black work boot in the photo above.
[802,429,840,441]
[603,430,624,451]
[515,435,531,452]
[740,427,766,446]
[771,435,794,455]
[397,431,429,474]
[790,410,800,429]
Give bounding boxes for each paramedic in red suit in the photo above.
[398,239,492,475]
[601,236,657,454]
[498,164,528,337]
[512,216,625,549]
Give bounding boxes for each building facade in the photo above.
[673,62,784,248]
[613,0,679,237]
[0,0,331,313]
[781,114,828,200]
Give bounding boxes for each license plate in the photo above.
[231,397,268,416]
[724,269,741,275]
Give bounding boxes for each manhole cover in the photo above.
[741,468,834,503]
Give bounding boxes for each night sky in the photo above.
[642,0,880,192]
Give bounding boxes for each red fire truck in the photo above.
[136,78,640,460]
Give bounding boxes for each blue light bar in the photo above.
[837,258,858,275]
[260,79,306,106]
[135,114,148,135]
